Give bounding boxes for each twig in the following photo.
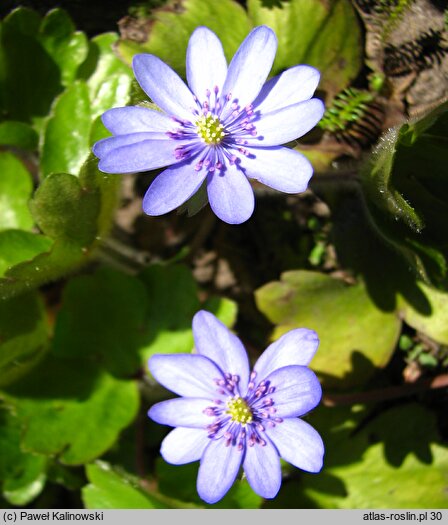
[323,373,448,406]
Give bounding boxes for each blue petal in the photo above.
[160,427,209,465]
[262,365,322,418]
[102,106,175,134]
[243,437,281,499]
[254,328,319,380]
[133,54,198,121]
[186,27,227,100]
[96,138,181,173]
[143,161,207,216]
[93,132,169,159]
[192,310,250,393]
[265,418,324,473]
[148,354,224,398]
[253,65,320,113]
[247,98,325,147]
[221,26,277,119]
[207,164,255,224]
[148,398,217,428]
[197,439,243,504]
[244,146,313,193]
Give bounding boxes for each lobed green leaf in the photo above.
[255,270,401,389]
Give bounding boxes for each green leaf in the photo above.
[0,291,48,387]
[0,231,53,278]
[0,410,47,506]
[116,0,251,74]
[361,101,448,288]
[82,33,133,120]
[329,188,432,315]
[30,172,99,246]
[399,283,448,345]
[0,8,62,122]
[40,81,92,178]
[53,267,149,376]
[138,264,238,362]
[1,355,139,465]
[0,152,34,231]
[302,404,448,508]
[248,0,362,97]
[82,461,192,509]
[39,9,88,87]
[0,242,91,301]
[0,121,38,150]
[0,161,120,300]
[255,270,401,389]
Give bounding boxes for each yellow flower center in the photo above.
[196,113,226,145]
[226,397,253,425]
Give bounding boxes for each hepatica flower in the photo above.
[148,311,324,504]
[93,26,324,224]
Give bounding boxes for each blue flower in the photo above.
[148,310,324,504]
[93,26,324,224]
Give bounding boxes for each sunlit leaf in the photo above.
[40,82,92,178]
[82,461,194,509]
[116,0,251,73]
[0,410,47,506]
[399,283,448,345]
[0,152,34,231]
[255,270,401,389]
[248,0,362,97]
[0,161,119,300]
[1,355,139,465]
[302,404,448,508]
[83,33,133,120]
[0,231,53,278]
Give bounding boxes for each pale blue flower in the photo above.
[148,311,324,504]
[93,26,324,224]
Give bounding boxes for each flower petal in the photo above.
[101,106,175,134]
[148,354,224,398]
[254,328,319,380]
[197,438,243,504]
[262,365,322,418]
[265,418,324,473]
[93,132,168,159]
[244,146,313,193]
[253,65,321,113]
[186,27,227,100]
[221,26,277,117]
[148,398,217,428]
[243,438,281,499]
[207,164,255,224]
[160,427,209,465]
[143,161,207,216]
[247,98,325,147]
[192,310,250,393]
[133,54,197,121]
[97,138,180,173]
